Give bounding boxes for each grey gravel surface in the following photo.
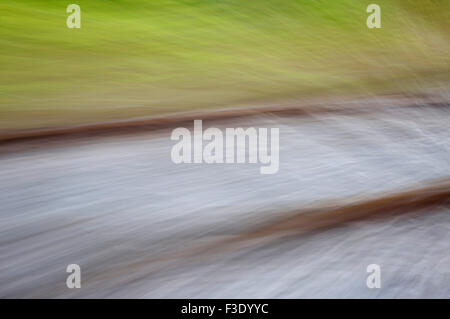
[0,100,449,298]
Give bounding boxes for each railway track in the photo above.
[1,95,449,298]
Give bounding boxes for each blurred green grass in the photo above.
[1,0,449,131]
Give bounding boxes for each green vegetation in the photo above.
[1,0,449,131]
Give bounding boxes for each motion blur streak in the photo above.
[1,95,449,298]
[1,1,449,131]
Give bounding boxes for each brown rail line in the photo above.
[1,90,447,145]
[76,178,450,293]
